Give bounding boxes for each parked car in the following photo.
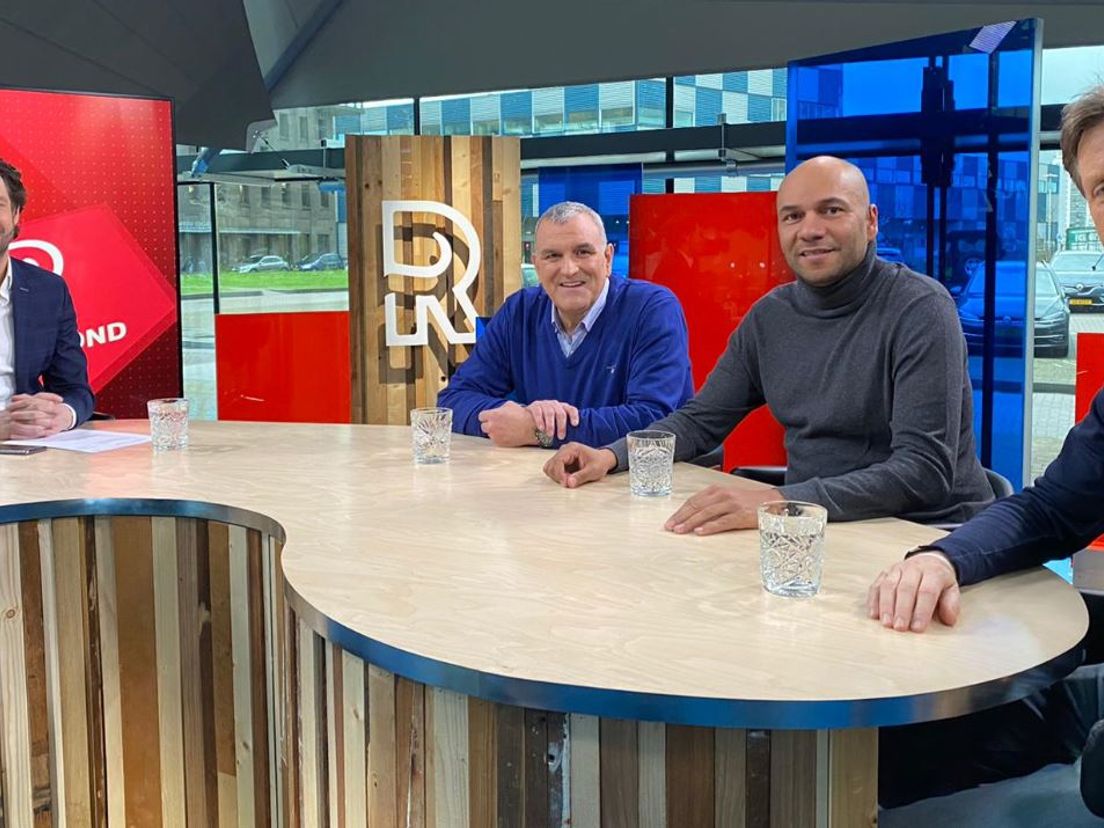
[237,254,290,273]
[298,252,345,272]
[956,261,1070,359]
[1050,249,1104,311]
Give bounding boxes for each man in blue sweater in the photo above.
[437,201,694,448]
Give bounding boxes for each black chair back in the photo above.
[986,468,1015,499]
[730,465,786,487]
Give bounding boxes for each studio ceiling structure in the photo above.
[5,1,1104,150]
[0,1,272,148]
[253,0,1104,109]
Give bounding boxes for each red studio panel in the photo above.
[629,192,793,470]
[1075,332,1104,551]
[1,88,179,417]
[216,311,351,423]
[1076,333,1104,424]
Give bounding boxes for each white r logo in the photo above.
[382,200,480,346]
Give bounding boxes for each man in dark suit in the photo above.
[868,83,1104,810]
[0,157,93,440]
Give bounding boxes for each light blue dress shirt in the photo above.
[551,278,610,357]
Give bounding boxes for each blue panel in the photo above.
[842,58,927,115]
[724,72,749,93]
[998,50,1034,107]
[564,84,599,113]
[334,114,359,138]
[948,52,990,110]
[747,94,773,122]
[500,92,532,119]
[538,164,643,278]
[695,87,722,125]
[521,182,537,219]
[786,19,1042,488]
[386,105,413,132]
[1047,557,1074,584]
[441,98,471,129]
[636,80,666,111]
[773,68,788,98]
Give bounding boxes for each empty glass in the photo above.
[758,501,828,598]
[627,429,676,497]
[411,407,452,464]
[147,398,190,451]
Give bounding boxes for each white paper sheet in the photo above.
[3,429,151,453]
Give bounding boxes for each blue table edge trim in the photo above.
[0,497,1086,731]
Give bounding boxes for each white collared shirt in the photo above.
[0,258,14,410]
[551,278,610,358]
[0,259,77,428]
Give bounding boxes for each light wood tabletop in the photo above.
[0,420,1086,728]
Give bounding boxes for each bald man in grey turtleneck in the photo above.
[544,155,994,532]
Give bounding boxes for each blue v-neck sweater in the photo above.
[437,277,693,447]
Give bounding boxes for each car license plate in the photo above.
[1071,298,1093,306]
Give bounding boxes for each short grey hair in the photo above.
[535,201,607,244]
[1061,83,1104,196]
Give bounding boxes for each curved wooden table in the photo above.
[0,421,1086,827]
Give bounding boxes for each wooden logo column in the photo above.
[346,135,522,425]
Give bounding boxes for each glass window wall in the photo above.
[245,100,415,153]
[179,182,216,419]
[178,179,349,419]
[673,69,788,126]
[420,80,666,137]
[178,40,1104,485]
[1041,45,1104,106]
[1031,149,1104,478]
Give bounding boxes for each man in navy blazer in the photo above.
[0,157,93,440]
[868,83,1104,808]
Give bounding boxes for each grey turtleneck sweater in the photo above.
[607,245,994,524]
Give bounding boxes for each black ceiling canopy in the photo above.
[255,1,1104,109]
[0,0,272,149]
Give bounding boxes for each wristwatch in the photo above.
[534,428,553,448]
[903,543,945,559]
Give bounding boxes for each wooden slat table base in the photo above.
[0,513,876,828]
[0,512,901,828]
[0,516,286,828]
[290,615,878,828]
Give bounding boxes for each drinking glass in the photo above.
[627,429,676,497]
[147,398,190,451]
[757,501,828,598]
[411,407,452,464]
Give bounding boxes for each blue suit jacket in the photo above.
[11,258,94,425]
[935,386,1104,585]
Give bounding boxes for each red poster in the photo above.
[1,88,179,417]
[630,192,793,470]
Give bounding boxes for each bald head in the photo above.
[779,156,871,212]
[776,155,878,286]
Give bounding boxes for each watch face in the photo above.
[534,428,553,448]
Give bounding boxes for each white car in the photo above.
[237,254,290,273]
